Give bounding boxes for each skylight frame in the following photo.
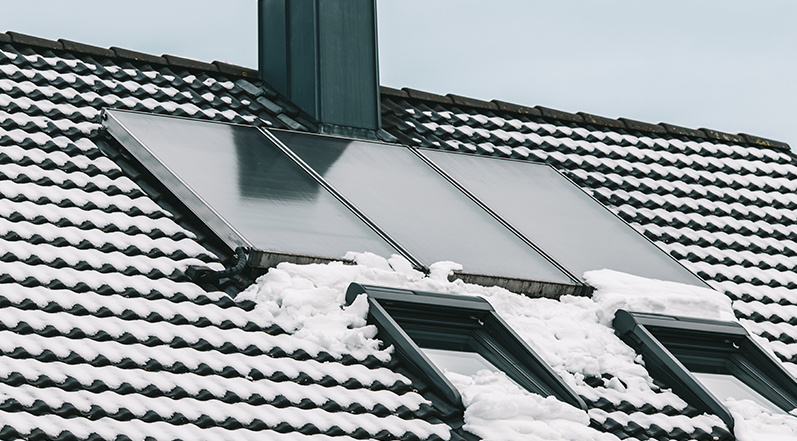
[346,283,587,410]
[613,310,797,430]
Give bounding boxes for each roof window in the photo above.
[345,283,586,410]
[613,310,797,430]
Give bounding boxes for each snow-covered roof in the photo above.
[0,30,795,441]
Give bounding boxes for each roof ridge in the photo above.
[1,30,258,79]
[380,85,791,152]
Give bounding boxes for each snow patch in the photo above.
[725,399,797,441]
[242,256,796,439]
[447,371,617,441]
[584,269,736,325]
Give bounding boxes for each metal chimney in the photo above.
[258,0,380,137]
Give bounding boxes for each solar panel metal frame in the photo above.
[103,109,251,252]
[415,147,708,288]
[104,110,591,297]
[102,108,405,268]
[264,128,591,297]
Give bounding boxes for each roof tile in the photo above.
[619,117,668,134]
[578,112,625,129]
[402,88,453,104]
[111,46,167,65]
[492,99,542,116]
[380,85,408,98]
[660,122,706,139]
[7,31,62,50]
[212,61,258,78]
[163,54,218,72]
[741,133,791,151]
[446,93,498,110]
[536,106,584,123]
[700,127,746,145]
[58,39,114,58]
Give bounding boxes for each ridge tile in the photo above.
[660,122,706,139]
[58,39,115,58]
[492,99,542,116]
[535,105,584,123]
[741,133,791,151]
[111,46,167,66]
[619,117,667,134]
[700,128,746,145]
[7,32,62,50]
[212,61,257,78]
[578,112,625,129]
[402,88,453,104]
[380,86,408,98]
[163,54,219,72]
[446,93,498,110]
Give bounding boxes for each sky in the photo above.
[0,0,795,148]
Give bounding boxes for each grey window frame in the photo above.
[613,310,797,430]
[346,283,586,410]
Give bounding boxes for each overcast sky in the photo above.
[1,1,795,148]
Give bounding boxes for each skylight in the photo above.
[613,310,797,430]
[346,283,586,410]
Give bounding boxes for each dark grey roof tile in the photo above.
[212,60,257,78]
[403,88,453,104]
[535,105,584,124]
[446,93,498,110]
[742,133,791,151]
[58,39,114,58]
[660,122,706,139]
[577,112,625,129]
[492,99,542,116]
[618,117,668,134]
[111,46,167,65]
[380,85,408,98]
[7,32,62,50]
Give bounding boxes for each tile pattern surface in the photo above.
[381,87,797,439]
[0,31,790,440]
[0,35,452,441]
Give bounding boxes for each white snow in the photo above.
[238,253,797,440]
[724,399,797,441]
[446,371,616,441]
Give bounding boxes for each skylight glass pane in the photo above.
[693,372,785,414]
[107,111,395,258]
[421,150,704,286]
[422,348,499,377]
[271,131,572,283]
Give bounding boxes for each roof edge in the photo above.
[381,85,791,152]
[1,31,258,79]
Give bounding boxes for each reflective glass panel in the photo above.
[422,150,704,286]
[107,111,395,258]
[693,372,785,414]
[272,131,571,283]
[422,347,503,377]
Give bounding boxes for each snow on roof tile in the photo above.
[0,35,463,441]
[384,87,797,437]
[1,29,795,440]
